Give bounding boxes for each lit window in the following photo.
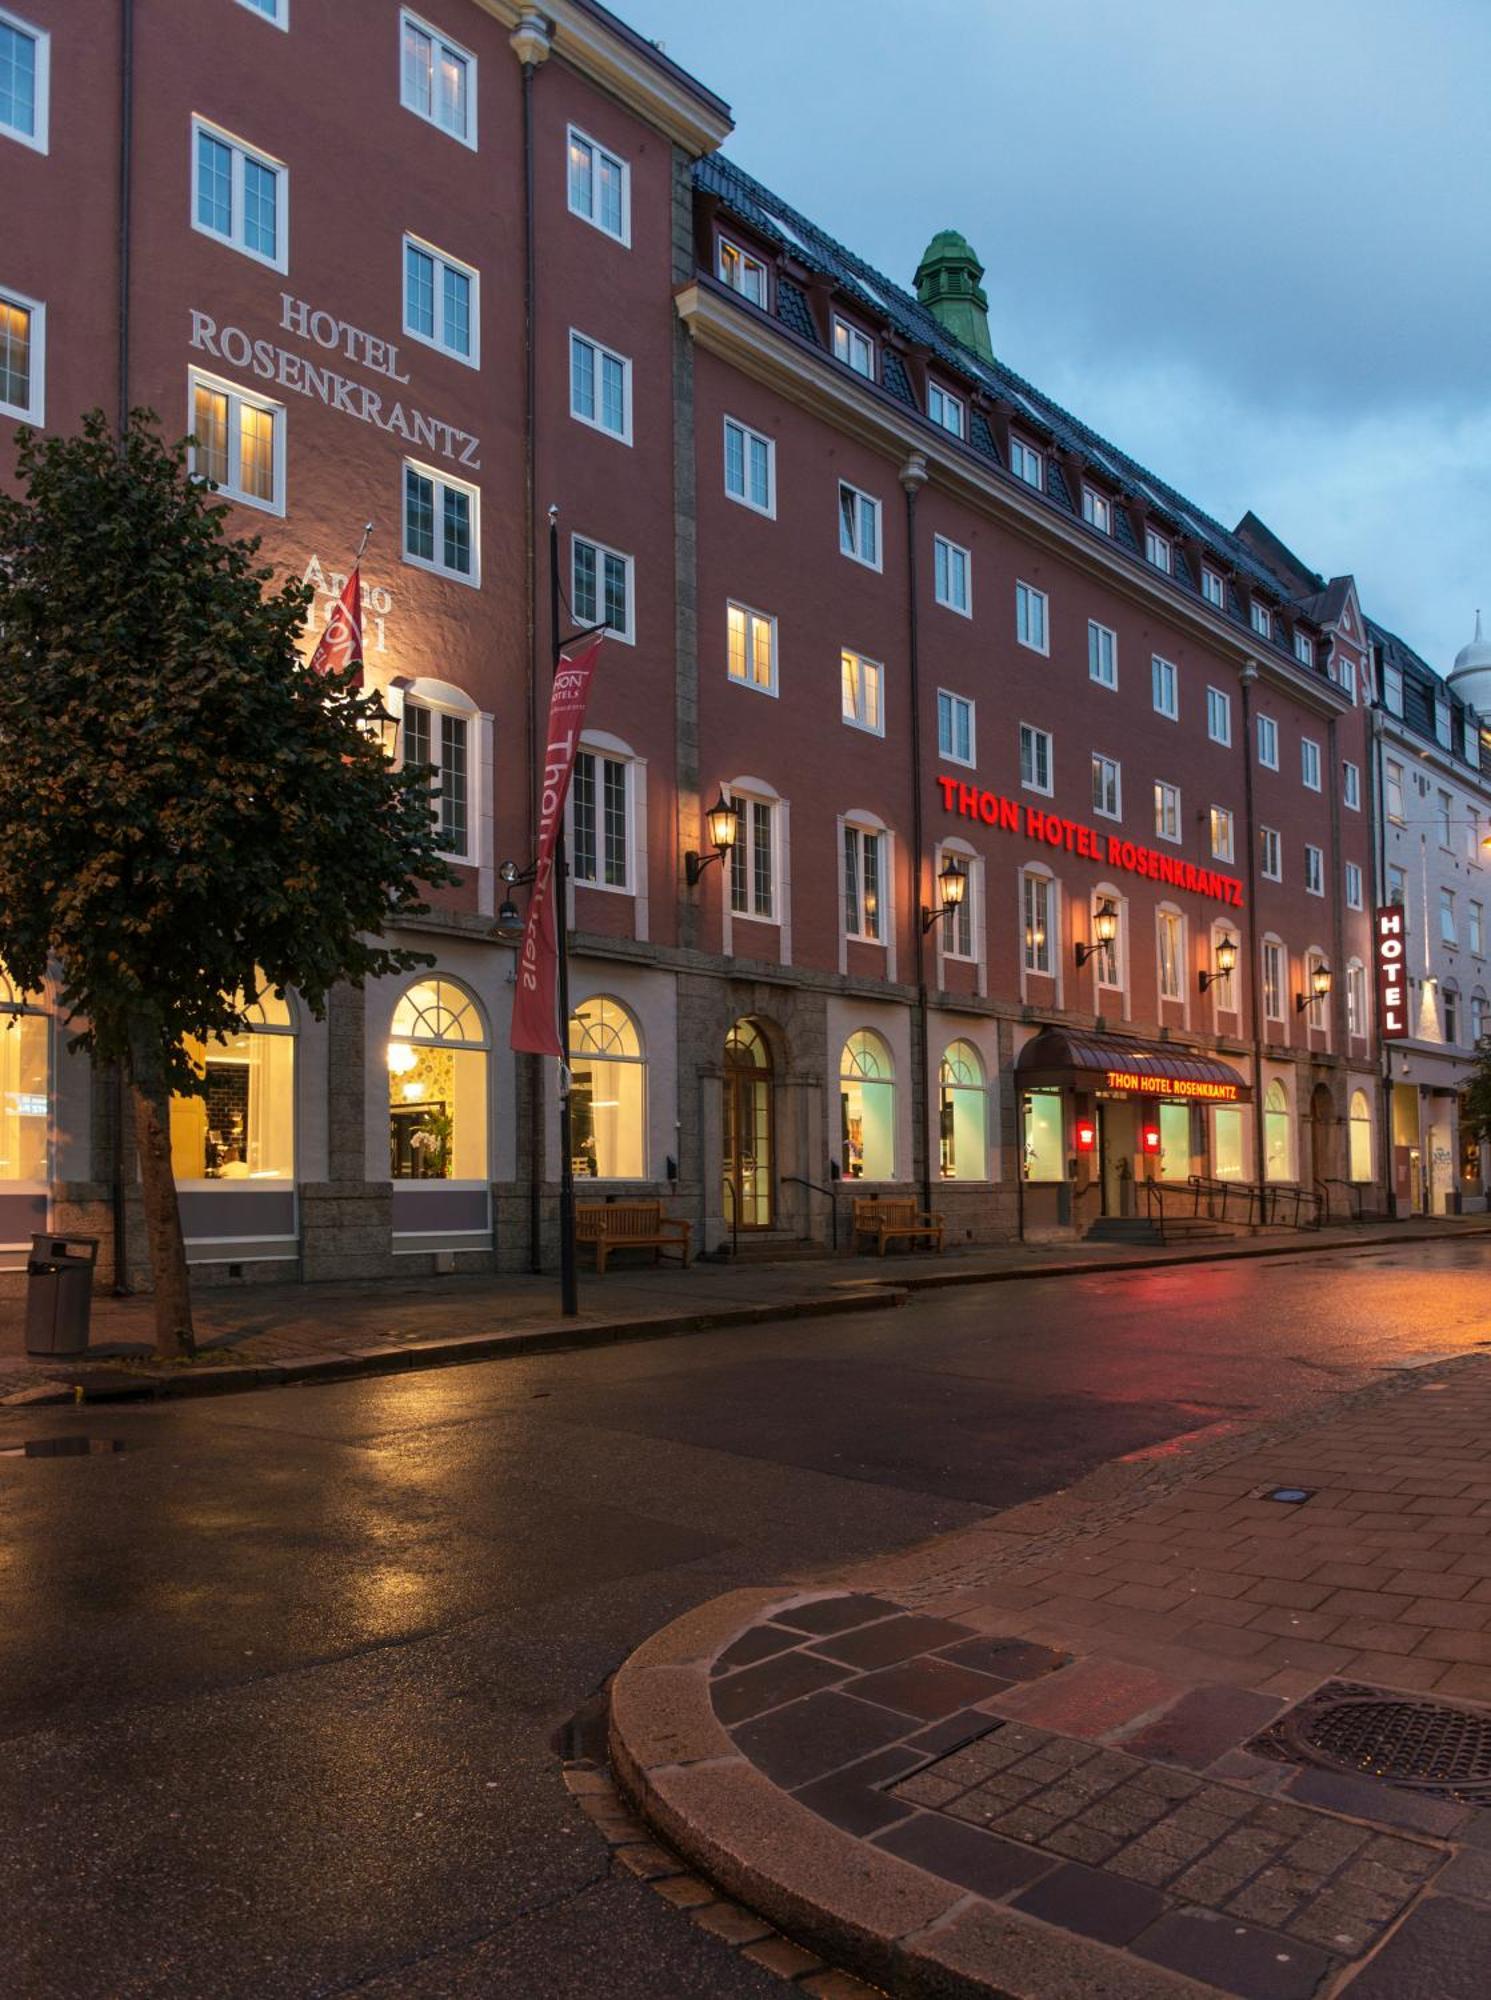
[1022,873,1053,975]
[1145,527,1171,572]
[832,316,875,377]
[1019,723,1052,795]
[1201,567,1225,609]
[1157,910,1184,1001]
[1260,826,1282,880]
[1256,714,1279,769]
[718,237,768,305]
[933,535,971,615]
[1151,655,1178,720]
[0,8,47,151]
[1262,943,1284,1022]
[570,997,645,1177]
[168,983,297,1184]
[191,118,287,270]
[841,649,884,734]
[1210,806,1234,863]
[1091,753,1121,820]
[571,534,633,642]
[237,0,287,22]
[400,9,475,146]
[403,461,479,584]
[1345,862,1363,910]
[1343,760,1361,810]
[1016,581,1048,654]
[939,1042,987,1178]
[840,1029,894,1177]
[569,330,631,441]
[1300,738,1321,790]
[1293,630,1313,667]
[729,793,777,922]
[1209,929,1239,1014]
[1206,686,1231,745]
[1348,975,1368,1046]
[403,236,477,364]
[937,858,974,962]
[1441,887,1458,945]
[1154,781,1181,844]
[189,369,284,514]
[838,482,881,568]
[0,966,47,1183]
[1304,843,1324,896]
[567,126,629,243]
[1022,1087,1063,1181]
[0,286,42,423]
[927,382,964,436]
[1263,1077,1292,1181]
[843,828,884,942]
[1081,488,1111,533]
[937,690,974,766]
[572,749,631,890]
[1090,895,1121,988]
[1348,1086,1372,1175]
[1088,620,1117,689]
[726,601,777,695]
[1250,600,1272,639]
[1009,438,1042,488]
[402,696,473,859]
[1385,760,1405,823]
[387,978,488,1181]
[723,417,773,515]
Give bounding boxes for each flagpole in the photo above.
[548,507,579,1318]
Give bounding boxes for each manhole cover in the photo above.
[0,1437,128,1459]
[1253,1680,1491,1804]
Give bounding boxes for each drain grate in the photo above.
[1253,1680,1491,1804]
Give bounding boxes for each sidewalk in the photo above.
[2,1214,1487,1407]
[609,1348,1491,2000]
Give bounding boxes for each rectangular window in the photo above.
[189,369,283,514]
[1347,962,1366,1039]
[1009,437,1042,488]
[943,856,974,961]
[726,602,776,694]
[1088,621,1117,689]
[723,417,774,515]
[718,237,768,305]
[572,749,630,890]
[403,700,471,859]
[1262,941,1284,1021]
[729,796,776,921]
[400,9,475,146]
[192,118,286,270]
[1441,888,1457,945]
[843,825,883,942]
[1209,806,1234,863]
[1250,600,1272,639]
[841,649,884,734]
[1091,753,1121,820]
[1206,685,1231,744]
[569,330,631,441]
[571,534,633,642]
[1388,863,1406,908]
[1019,723,1052,795]
[0,286,42,423]
[0,7,46,151]
[1304,844,1324,896]
[1436,699,1454,749]
[1154,781,1181,844]
[937,690,974,766]
[832,316,874,377]
[927,383,964,436]
[1260,826,1282,880]
[838,481,881,568]
[1256,714,1279,769]
[1470,901,1484,955]
[1293,630,1313,667]
[238,0,287,22]
[1151,655,1178,720]
[1081,487,1111,533]
[933,535,970,615]
[403,460,478,583]
[1145,527,1171,572]
[1016,581,1048,654]
[1438,789,1454,846]
[1201,567,1225,609]
[1022,873,1053,975]
[567,126,628,243]
[1345,862,1363,910]
[1157,910,1183,1001]
[403,236,477,364]
[1300,738,1321,790]
[1383,661,1404,715]
[1343,760,1361,810]
[1385,760,1405,823]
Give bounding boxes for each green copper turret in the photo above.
[913,229,993,362]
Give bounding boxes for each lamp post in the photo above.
[1198,934,1239,995]
[921,856,968,933]
[1296,963,1333,1015]
[1073,898,1119,969]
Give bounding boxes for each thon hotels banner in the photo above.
[510,636,606,1058]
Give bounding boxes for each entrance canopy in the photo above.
[1016,1028,1251,1104]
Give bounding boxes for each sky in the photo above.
[628,0,1491,674]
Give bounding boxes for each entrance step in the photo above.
[1085,1218,1164,1245]
[713,1233,827,1264]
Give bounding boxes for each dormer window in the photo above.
[1436,699,1453,749]
[831,316,875,379]
[1081,488,1111,534]
[1293,630,1313,667]
[926,382,964,437]
[1201,567,1225,609]
[1144,527,1171,573]
[718,237,767,306]
[1382,660,1404,715]
[1250,600,1272,639]
[1009,437,1042,489]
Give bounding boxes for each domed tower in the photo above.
[1449,611,1491,717]
[913,229,994,362]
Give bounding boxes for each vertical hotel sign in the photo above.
[1374,906,1409,1039]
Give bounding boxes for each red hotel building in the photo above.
[0,0,1386,1283]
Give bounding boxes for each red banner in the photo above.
[307,566,363,685]
[510,635,606,1056]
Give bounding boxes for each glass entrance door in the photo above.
[723,1020,773,1229]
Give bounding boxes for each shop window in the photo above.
[1348,1090,1373,1183]
[1213,1106,1245,1181]
[1263,1079,1293,1183]
[0,965,47,1183]
[168,984,295,1182]
[1021,1087,1063,1182]
[386,977,488,1181]
[939,1040,987,1181]
[1159,1102,1191,1181]
[840,1029,895,1179]
[569,996,645,1179]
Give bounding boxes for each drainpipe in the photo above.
[899,453,932,1224]
[111,0,136,1294]
[1239,659,1266,1205]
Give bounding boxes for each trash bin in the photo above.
[24,1235,99,1357]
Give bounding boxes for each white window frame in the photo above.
[1250,600,1272,639]
[401,457,480,586]
[1260,826,1282,881]
[725,600,778,697]
[0,6,48,153]
[1209,806,1234,864]
[843,822,886,943]
[0,284,43,424]
[190,116,288,273]
[1256,714,1279,770]
[399,8,477,149]
[1343,760,1361,810]
[1081,487,1111,533]
[1151,654,1178,721]
[937,847,977,965]
[1201,567,1225,609]
[1088,620,1117,690]
[1206,685,1231,745]
[722,415,774,517]
[1022,869,1055,976]
[236,0,288,24]
[1436,699,1454,749]
[1154,780,1181,845]
[933,535,971,616]
[831,315,875,378]
[927,382,964,437]
[1345,861,1363,911]
[1441,888,1458,946]
[1091,753,1121,821]
[400,684,478,866]
[718,237,768,306]
[841,649,884,737]
[402,233,479,367]
[1300,737,1322,791]
[1009,437,1042,489]
[1347,961,1367,1040]
[187,366,285,517]
[838,481,882,570]
[566,125,630,246]
[571,533,634,645]
[1293,630,1313,667]
[568,328,632,443]
[727,787,779,924]
[1262,939,1285,1023]
[1019,722,1053,797]
[1385,761,1406,824]
[937,689,975,768]
[1304,843,1325,897]
[1157,907,1185,1004]
[570,742,635,895]
[1016,581,1048,655]
[1383,662,1404,716]
[1145,527,1172,573]
[1471,901,1484,957]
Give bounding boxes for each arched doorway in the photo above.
[1309,1083,1335,1190]
[723,1019,773,1229]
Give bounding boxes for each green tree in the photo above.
[1466,1034,1491,1153]
[0,411,451,1357]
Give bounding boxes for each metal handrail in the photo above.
[1139,1178,1167,1245]
[723,1172,739,1262]
[1318,1176,1391,1224]
[1174,1174,1324,1232]
[781,1175,839,1252]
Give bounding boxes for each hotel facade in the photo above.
[0,0,1483,1287]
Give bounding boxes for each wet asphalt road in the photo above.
[2,1240,1488,1998]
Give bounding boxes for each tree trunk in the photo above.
[125,1020,195,1359]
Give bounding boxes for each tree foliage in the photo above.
[1466,1034,1491,1147]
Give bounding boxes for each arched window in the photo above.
[169,983,296,1182]
[387,977,488,1180]
[1472,991,1487,1045]
[569,996,646,1178]
[840,1030,895,1179]
[1349,1089,1373,1183]
[0,966,47,1185]
[939,1041,987,1180]
[1264,1078,1293,1183]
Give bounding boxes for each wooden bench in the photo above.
[852,1197,945,1256]
[575,1201,692,1275]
